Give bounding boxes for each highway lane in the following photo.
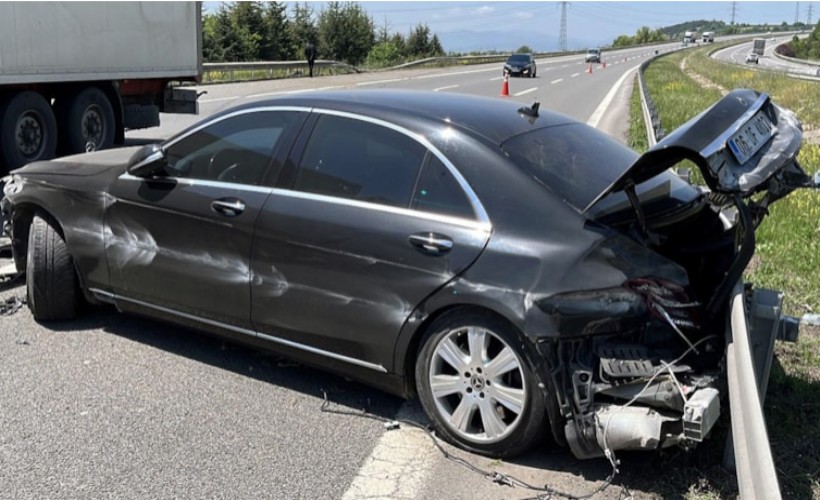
[712,35,820,77]
[3,45,684,500]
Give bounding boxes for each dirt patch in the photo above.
[680,56,728,95]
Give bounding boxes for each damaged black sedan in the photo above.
[2,89,811,460]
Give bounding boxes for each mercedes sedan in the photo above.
[2,89,811,460]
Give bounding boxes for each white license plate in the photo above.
[726,111,774,165]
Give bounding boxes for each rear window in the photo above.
[501,123,638,209]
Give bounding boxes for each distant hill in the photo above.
[615,20,810,46]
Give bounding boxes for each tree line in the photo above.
[203,1,445,67]
[611,19,809,48]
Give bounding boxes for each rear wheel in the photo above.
[0,91,57,172]
[26,214,79,321]
[415,310,547,458]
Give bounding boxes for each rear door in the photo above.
[249,112,491,372]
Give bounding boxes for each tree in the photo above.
[261,2,293,60]
[290,3,319,58]
[230,1,265,60]
[406,23,433,57]
[515,45,534,54]
[317,2,375,65]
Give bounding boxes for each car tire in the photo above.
[26,214,79,321]
[0,91,58,172]
[415,309,547,458]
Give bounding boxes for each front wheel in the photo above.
[26,214,79,321]
[415,310,547,458]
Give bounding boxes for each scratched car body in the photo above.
[2,89,810,459]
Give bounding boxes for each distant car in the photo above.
[585,48,601,63]
[746,53,759,64]
[503,53,536,78]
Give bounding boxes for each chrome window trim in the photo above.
[89,288,388,373]
[156,104,491,227]
[115,173,490,232]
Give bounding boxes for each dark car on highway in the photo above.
[503,53,536,77]
[2,88,811,460]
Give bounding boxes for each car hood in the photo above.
[13,146,142,177]
[584,89,804,212]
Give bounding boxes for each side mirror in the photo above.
[127,143,167,177]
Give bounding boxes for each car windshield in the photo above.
[507,54,531,63]
[501,123,638,210]
[587,49,599,54]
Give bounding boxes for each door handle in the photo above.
[409,233,453,255]
[211,198,246,217]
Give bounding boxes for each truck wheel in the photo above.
[59,87,115,154]
[0,91,58,171]
[26,214,79,321]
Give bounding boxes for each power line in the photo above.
[731,1,737,25]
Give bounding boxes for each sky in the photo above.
[204,1,810,52]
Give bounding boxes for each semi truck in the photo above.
[683,31,697,45]
[702,31,715,43]
[753,38,766,56]
[0,2,201,174]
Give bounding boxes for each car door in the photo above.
[104,109,306,330]
[250,112,491,372]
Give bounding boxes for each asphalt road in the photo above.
[712,34,820,77]
[2,43,697,500]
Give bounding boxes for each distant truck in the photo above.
[0,2,201,173]
[702,32,715,43]
[683,31,697,44]
[753,38,766,56]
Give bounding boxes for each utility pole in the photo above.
[730,2,737,25]
[809,2,814,26]
[795,2,800,26]
[559,2,568,52]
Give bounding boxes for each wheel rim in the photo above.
[81,105,104,150]
[15,110,46,159]
[428,325,527,444]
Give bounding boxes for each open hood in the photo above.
[585,89,804,213]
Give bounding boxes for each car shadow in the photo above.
[43,304,405,421]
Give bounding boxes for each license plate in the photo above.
[726,111,774,165]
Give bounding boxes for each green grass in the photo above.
[632,44,820,499]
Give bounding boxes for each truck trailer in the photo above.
[683,31,697,45]
[0,2,201,174]
[753,38,766,56]
[702,31,715,43]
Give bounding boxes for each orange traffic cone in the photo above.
[500,72,509,97]
[587,63,593,74]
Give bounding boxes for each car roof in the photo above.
[209,89,576,145]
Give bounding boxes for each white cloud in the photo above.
[475,6,495,15]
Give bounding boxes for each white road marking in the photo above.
[551,78,563,84]
[341,404,437,500]
[571,72,580,78]
[587,62,642,128]
[514,87,538,96]
[489,76,504,81]
[357,78,404,86]
[434,84,459,91]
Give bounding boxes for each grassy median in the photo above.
[631,44,820,499]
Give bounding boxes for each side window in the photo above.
[411,156,476,220]
[293,115,426,208]
[164,111,300,185]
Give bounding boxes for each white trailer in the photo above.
[0,2,201,173]
[703,31,715,43]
